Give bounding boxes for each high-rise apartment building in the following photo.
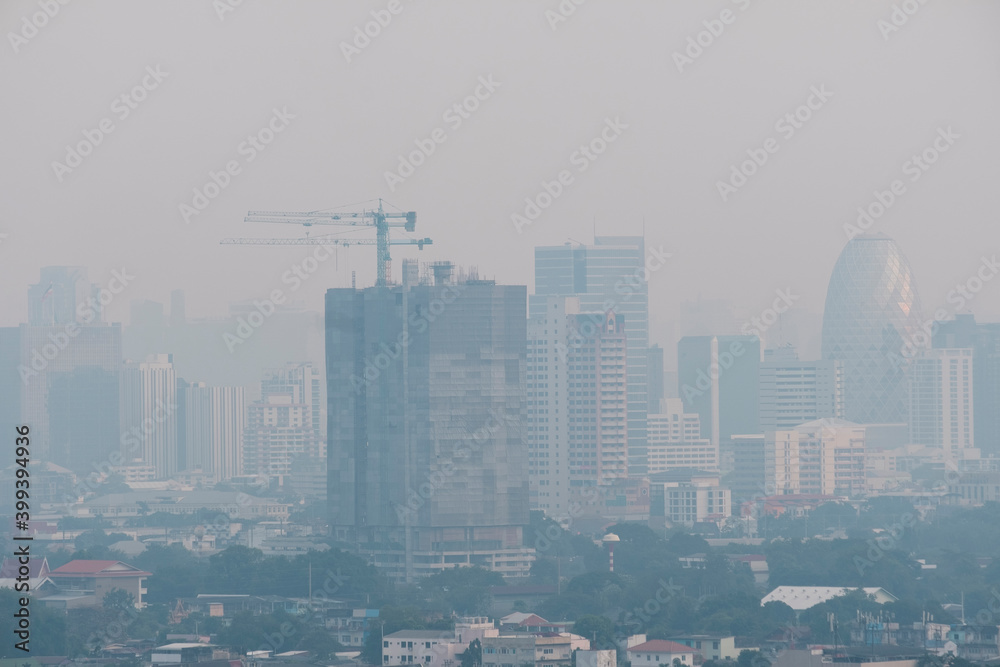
[243,363,324,480]
[821,234,923,424]
[909,348,974,457]
[326,267,531,582]
[184,382,245,481]
[532,238,651,475]
[759,345,844,431]
[933,314,1000,456]
[527,297,628,516]
[120,354,178,478]
[678,335,760,445]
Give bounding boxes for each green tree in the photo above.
[103,588,136,614]
[460,638,482,667]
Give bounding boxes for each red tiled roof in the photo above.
[630,640,695,654]
[517,614,552,626]
[49,560,151,577]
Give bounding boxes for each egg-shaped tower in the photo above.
[821,234,923,424]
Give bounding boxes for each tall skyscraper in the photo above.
[821,234,923,424]
[20,323,122,475]
[678,335,760,445]
[532,237,651,475]
[759,345,844,431]
[908,348,974,457]
[28,266,99,326]
[527,296,629,516]
[326,266,531,582]
[934,314,1000,456]
[184,382,245,481]
[120,354,178,478]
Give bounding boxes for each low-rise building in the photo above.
[627,639,696,666]
[667,635,739,661]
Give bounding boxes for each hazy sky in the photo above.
[3,0,999,354]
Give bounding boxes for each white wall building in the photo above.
[648,399,718,473]
[120,353,178,478]
[909,348,975,457]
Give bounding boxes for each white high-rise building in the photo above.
[527,296,629,516]
[244,363,323,479]
[909,348,975,458]
[647,399,718,473]
[185,383,245,481]
[120,354,177,478]
[759,345,844,431]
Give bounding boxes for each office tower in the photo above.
[27,266,99,326]
[759,345,844,431]
[821,234,923,424]
[648,344,665,413]
[909,348,974,457]
[647,399,718,473]
[244,363,324,479]
[184,382,245,481]
[934,314,1000,456]
[120,354,178,478]
[532,237,651,475]
[677,335,760,445]
[20,323,122,475]
[527,297,629,516]
[796,419,866,496]
[326,266,531,582]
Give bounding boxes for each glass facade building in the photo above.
[821,235,923,424]
[531,237,650,475]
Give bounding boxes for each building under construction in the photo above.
[325,260,532,583]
